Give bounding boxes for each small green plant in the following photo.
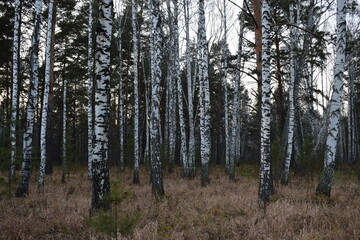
[88,187,140,238]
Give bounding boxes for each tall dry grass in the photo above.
[0,165,359,239]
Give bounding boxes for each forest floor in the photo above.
[0,164,360,240]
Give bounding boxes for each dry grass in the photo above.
[0,165,360,240]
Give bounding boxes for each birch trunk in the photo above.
[16,0,42,197]
[38,0,54,189]
[230,8,245,179]
[151,0,165,197]
[184,0,195,178]
[222,0,231,179]
[316,0,346,197]
[91,0,112,211]
[117,39,125,171]
[259,0,272,204]
[166,0,176,173]
[281,3,297,186]
[61,75,67,183]
[173,0,187,174]
[198,0,211,186]
[132,0,140,184]
[10,0,21,181]
[87,0,94,178]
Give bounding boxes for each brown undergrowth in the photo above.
[0,165,359,239]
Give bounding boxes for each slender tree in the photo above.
[87,0,94,178]
[198,0,211,186]
[173,0,187,173]
[281,2,297,185]
[9,0,21,181]
[222,0,231,178]
[91,0,113,211]
[166,0,176,173]
[38,0,55,189]
[16,0,43,197]
[184,0,195,177]
[259,0,272,205]
[230,8,245,180]
[150,0,165,197]
[61,69,67,183]
[132,0,140,184]
[316,0,346,196]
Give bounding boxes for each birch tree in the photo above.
[16,0,42,197]
[198,0,211,186]
[87,0,94,178]
[61,71,67,183]
[166,0,176,173]
[230,8,245,180]
[9,0,21,181]
[221,0,230,177]
[173,0,187,173]
[281,2,298,185]
[38,0,55,189]
[259,0,272,204]
[150,0,164,197]
[316,0,346,196]
[184,0,195,177]
[132,0,140,184]
[91,0,112,210]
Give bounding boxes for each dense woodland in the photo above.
[0,0,360,237]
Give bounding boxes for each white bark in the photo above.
[38,0,54,189]
[259,0,272,204]
[92,0,112,210]
[16,0,42,197]
[184,0,195,177]
[173,0,188,173]
[198,0,211,185]
[10,0,21,180]
[281,3,297,185]
[88,0,94,178]
[151,0,164,196]
[316,0,346,196]
[117,39,125,170]
[61,76,67,182]
[166,0,177,173]
[222,0,230,177]
[132,0,140,183]
[230,8,244,179]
